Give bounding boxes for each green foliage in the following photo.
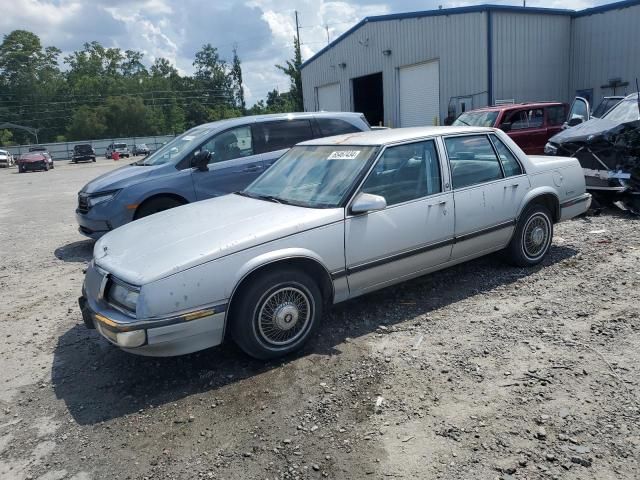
[0,30,298,143]
[275,37,303,112]
[0,129,14,146]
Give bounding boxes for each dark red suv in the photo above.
[453,102,568,155]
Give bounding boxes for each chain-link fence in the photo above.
[4,135,176,161]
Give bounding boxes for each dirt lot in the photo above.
[0,159,639,480]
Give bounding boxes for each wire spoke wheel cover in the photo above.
[256,285,313,347]
[522,212,551,260]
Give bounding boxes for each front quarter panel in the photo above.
[137,215,345,319]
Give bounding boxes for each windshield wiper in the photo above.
[235,191,282,203]
[456,118,470,126]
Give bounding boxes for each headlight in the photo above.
[544,142,558,155]
[87,190,120,207]
[107,281,139,313]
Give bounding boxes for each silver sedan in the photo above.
[79,127,591,359]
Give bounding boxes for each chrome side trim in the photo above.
[344,220,515,275]
[560,193,591,209]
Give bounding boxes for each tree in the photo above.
[0,129,13,146]
[67,106,107,140]
[0,30,60,88]
[231,46,245,112]
[121,50,147,77]
[275,37,303,111]
[150,57,178,78]
[193,44,233,105]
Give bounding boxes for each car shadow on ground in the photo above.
[54,240,94,263]
[52,245,578,425]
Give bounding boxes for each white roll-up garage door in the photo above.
[399,61,440,127]
[317,83,341,112]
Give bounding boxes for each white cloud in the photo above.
[1,0,608,105]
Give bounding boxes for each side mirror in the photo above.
[350,192,387,214]
[192,150,211,171]
[567,117,584,127]
[500,122,512,132]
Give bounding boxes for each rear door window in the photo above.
[316,118,361,137]
[490,134,523,177]
[255,120,314,153]
[444,135,504,189]
[506,108,544,130]
[545,105,565,126]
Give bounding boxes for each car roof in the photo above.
[463,102,564,113]
[301,126,495,146]
[194,111,364,131]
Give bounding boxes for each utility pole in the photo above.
[295,10,301,48]
[325,25,330,44]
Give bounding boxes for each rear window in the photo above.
[453,111,499,127]
[114,143,127,148]
[316,118,361,137]
[254,119,314,153]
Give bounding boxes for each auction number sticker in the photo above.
[328,150,361,160]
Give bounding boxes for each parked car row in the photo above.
[78,113,591,360]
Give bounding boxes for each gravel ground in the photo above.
[0,160,639,480]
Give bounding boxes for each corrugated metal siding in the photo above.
[302,12,488,126]
[569,4,640,108]
[492,12,571,103]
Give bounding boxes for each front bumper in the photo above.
[79,296,226,355]
[79,265,227,356]
[20,161,46,171]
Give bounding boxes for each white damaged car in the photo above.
[79,127,590,359]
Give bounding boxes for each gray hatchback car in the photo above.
[76,112,370,239]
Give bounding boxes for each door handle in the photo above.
[241,165,262,173]
[429,201,447,207]
[505,183,519,189]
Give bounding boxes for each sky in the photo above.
[0,0,610,105]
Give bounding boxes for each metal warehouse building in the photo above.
[301,0,640,127]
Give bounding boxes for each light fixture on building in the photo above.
[338,62,347,69]
[382,49,392,56]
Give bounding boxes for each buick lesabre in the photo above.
[79,127,591,359]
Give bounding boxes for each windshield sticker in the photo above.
[328,150,360,160]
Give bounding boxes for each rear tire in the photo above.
[230,268,323,360]
[506,204,553,267]
[134,197,184,219]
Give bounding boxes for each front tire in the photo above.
[506,204,553,267]
[230,268,323,359]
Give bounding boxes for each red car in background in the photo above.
[453,102,568,154]
[17,152,52,173]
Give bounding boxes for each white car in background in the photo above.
[0,149,15,167]
[79,127,590,360]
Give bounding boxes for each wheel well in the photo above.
[134,193,188,219]
[228,258,334,316]
[526,193,560,222]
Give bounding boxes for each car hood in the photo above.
[80,163,169,194]
[549,117,619,144]
[93,194,344,285]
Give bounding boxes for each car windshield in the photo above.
[241,145,377,208]
[453,111,499,127]
[136,127,213,166]
[602,98,640,123]
[137,144,147,148]
[592,98,622,118]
